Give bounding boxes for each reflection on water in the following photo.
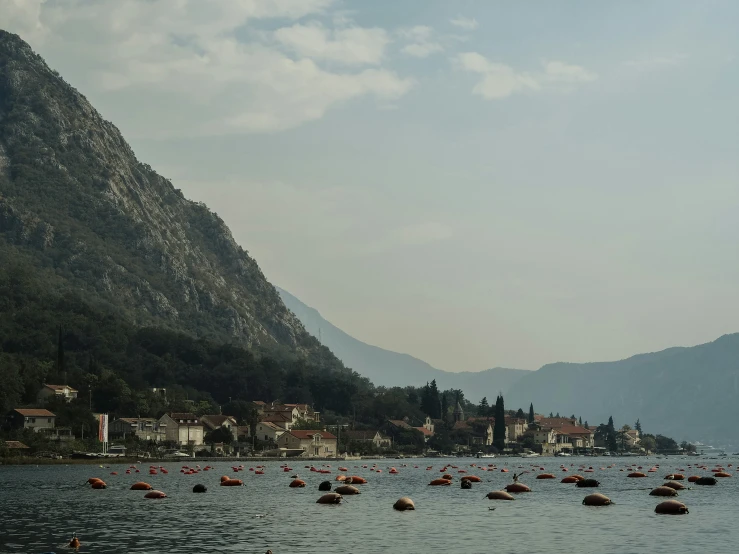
[1,456,737,554]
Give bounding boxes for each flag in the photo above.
[98,413,108,443]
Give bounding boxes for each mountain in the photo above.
[277,287,528,398]
[505,334,739,445]
[0,31,333,366]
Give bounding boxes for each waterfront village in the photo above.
[1,382,690,460]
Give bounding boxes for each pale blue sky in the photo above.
[4,0,738,371]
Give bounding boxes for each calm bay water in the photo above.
[1,455,736,554]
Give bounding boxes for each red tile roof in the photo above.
[258,422,284,432]
[14,409,56,417]
[168,412,198,420]
[44,384,78,392]
[388,420,413,429]
[4,440,29,449]
[286,430,337,440]
[343,430,380,441]
[260,413,292,423]
[200,415,237,429]
[553,425,593,436]
[414,427,434,437]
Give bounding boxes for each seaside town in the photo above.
[1,381,691,461]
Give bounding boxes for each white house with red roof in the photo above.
[277,430,337,457]
[36,384,78,404]
[6,409,56,432]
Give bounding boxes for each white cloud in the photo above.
[450,16,478,30]
[457,52,597,100]
[5,0,412,135]
[274,22,391,65]
[399,25,443,58]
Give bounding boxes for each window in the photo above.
[48,418,52,423]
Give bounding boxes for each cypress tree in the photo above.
[429,380,441,419]
[635,419,642,433]
[578,416,583,426]
[440,393,449,424]
[584,421,589,429]
[493,394,506,450]
[528,403,535,423]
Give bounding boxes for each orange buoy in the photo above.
[650,486,678,497]
[220,475,230,483]
[289,479,306,488]
[561,476,579,483]
[336,475,347,481]
[505,483,531,493]
[571,474,585,481]
[655,500,688,514]
[501,468,509,473]
[220,479,243,487]
[335,485,361,495]
[393,497,415,510]
[461,475,482,483]
[628,472,647,478]
[663,481,686,490]
[536,473,555,479]
[68,536,81,549]
[349,476,367,484]
[91,480,107,489]
[130,482,153,490]
[715,472,732,478]
[486,490,515,500]
[144,490,167,499]
[582,493,611,506]
[429,479,452,486]
[442,473,453,480]
[87,478,103,485]
[317,493,342,504]
[687,475,700,483]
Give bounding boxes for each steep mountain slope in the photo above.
[277,287,528,397]
[505,334,739,444]
[0,31,331,364]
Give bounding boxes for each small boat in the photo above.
[555,452,571,457]
[520,451,540,458]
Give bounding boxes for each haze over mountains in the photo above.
[277,287,528,395]
[280,288,739,445]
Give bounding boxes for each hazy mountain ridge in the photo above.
[0,31,332,363]
[280,286,739,443]
[505,334,739,443]
[277,287,528,396]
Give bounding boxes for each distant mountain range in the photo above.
[505,333,739,445]
[277,287,529,396]
[279,288,739,445]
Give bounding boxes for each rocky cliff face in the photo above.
[0,31,322,356]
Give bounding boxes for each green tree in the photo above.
[635,419,642,433]
[640,435,656,453]
[479,397,489,415]
[516,408,525,419]
[493,394,506,450]
[528,403,535,424]
[205,426,234,444]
